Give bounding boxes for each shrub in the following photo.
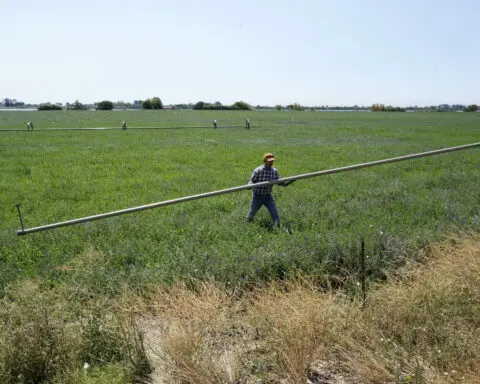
[95,100,114,110]
[0,280,152,383]
[37,103,62,110]
[0,281,75,383]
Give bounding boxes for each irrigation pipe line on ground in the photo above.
[0,125,257,132]
[16,142,480,236]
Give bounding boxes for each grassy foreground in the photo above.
[0,110,479,382]
[137,233,480,383]
[1,233,479,383]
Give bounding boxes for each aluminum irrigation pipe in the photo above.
[1,125,257,132]
[17,142,480,236]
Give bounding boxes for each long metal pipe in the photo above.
[17,142,480,236]
[1,125,254,132]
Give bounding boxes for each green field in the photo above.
[1,110,480,295]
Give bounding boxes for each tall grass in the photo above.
[0,273,152,383]
[139,234,480,383]
[2,234,477,382]
[1,111,479,296]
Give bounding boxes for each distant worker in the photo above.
[246,153,294,227]
[245,118,250,129]
[26,121,34,131]
[122,121,127,130]
[213,119,217,129]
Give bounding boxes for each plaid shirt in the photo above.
[249,165,280,195]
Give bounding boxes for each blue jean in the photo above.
[246,194,280,225]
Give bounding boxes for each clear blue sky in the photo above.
[1,0,478,107]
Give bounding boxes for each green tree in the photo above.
[464,104,479,112]
[151,97,163,109]
[142,99,153,109]
[95,100,114,110]
[370,104,385,112]
[72,100,87,110]
[193,101,206,110]
[3,98,14,107]
[274,104,282,110]
[287,103,304,111]
[232,101,251,110]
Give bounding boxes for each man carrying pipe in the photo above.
[246,153,294,227]
[16,143,480,236]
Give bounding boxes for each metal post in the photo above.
[360,238,366,311]
[16,204,25,234]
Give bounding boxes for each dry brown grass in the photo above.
[247,279,328,383]
[140,280,243,383]
[138,233,480,384]
[365,232,480,383]
[2,234,478,383]
[245,279,385,383]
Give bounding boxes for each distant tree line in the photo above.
[34,97,163,111]
[2,97,478,113]
[1,98,25,107]
[273,103,305,111]
[408,104,478,112]
[369,103,478,112]
[38,103,63,111]
[193,101,251,110]
[370,104,406,112]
